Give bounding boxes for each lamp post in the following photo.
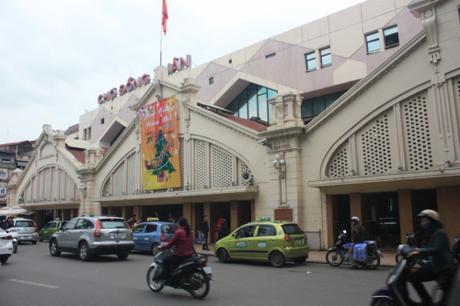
[273,153,286,206]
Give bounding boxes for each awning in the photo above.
[0,207,31,217]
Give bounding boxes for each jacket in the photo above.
[351,224,367,243]
[419,227,453,274]
[163,226,194,257]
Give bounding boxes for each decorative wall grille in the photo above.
[327,144,349,178]
[238,160,251,185]
[112,163,124,196]
[402,95,433,171]
[126,154,136,194]
[211,145,234,188]
[194,140,209,189]
[361,113,392,175]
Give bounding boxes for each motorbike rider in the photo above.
[157,217,195,279]
[349,216,368,269]
[402,209,453,305]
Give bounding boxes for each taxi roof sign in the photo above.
[146,217,159,222]
[257,216,272,222]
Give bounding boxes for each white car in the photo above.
[0,228,14,264]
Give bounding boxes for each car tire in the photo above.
[216,248,230,263]
[0,255,9,265]
[78,241,92,261]
[269,251,285,268]
[117,251,130,260]
[151,243,158,255]
[49,239,61,257]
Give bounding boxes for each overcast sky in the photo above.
[0,0,365,144]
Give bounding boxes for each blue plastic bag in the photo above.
[353,243,368,261]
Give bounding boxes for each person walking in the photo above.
[201,216,210,250]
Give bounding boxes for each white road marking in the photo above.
[8,279,59,289]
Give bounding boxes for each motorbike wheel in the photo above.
[325,249,344,267]
[395,254,401,263]
[146,265,165,293]
[188,270,210,299]
[367,254,381,270]
[370,297,396,306]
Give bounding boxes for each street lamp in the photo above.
[273,154,286,206]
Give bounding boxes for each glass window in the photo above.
[301,102,314,119]
[258,94,268,122]
[313,99,325,116]
[257,87,267,95]
[100,219,128,229]
[383,25,399,49]
[305,51,317,72]
[267,89,277,99]
[238,102,248,119]
[235,225,256,238]
[282,224,304,235]
[161,224,177,234]
[257,225,277,237]
[62,219,77,230]
[366,31,381,54]
[209,77,214,85]
[132,225,145,233]
[320,47,332,67]
[145,224,157,233]
[75,219,94,230]
[15,220,35,228]
[248,94,258,119]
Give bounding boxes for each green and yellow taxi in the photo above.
[39,220,66,241]
[214,218,309,267]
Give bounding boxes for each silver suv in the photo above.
[49,216,134,261]
[7,218,39,244]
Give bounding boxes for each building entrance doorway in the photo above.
[411,189,437,232]
[331,195,351,241]
[362,192,400,249]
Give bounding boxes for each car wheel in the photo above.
[78,242,92,261]
[216,248,230,263]
[151,243,159,255]
[269,251,285,268]
[0,255,9,265]
[117,251,129,260]
[49,239,61,257]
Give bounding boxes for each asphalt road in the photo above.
[0,242,391,306]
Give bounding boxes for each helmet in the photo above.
[351,216,360,223]
[417,209,440,222]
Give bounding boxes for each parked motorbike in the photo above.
[370,244,454,306]
[325,229,382,269]
[146,248,213,299]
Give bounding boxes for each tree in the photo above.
[152,128,176,182]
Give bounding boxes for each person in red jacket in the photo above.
[158,217,195,278]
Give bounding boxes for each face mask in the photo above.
[420,222,430,230]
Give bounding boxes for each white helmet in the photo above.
[351,216,360,223]
[417,209,440,222]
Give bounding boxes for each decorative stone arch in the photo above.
[17,165,80,204]
[189,135,255,189]
[101,149,137,197]
[321,88,436,179]
[38,142,57,160]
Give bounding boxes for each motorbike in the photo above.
[146,248,213,299]
[325,229,382,269]
[395,233,417,263]
[6,229,18,254]
[370,244,454,306]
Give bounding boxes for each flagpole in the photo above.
[160,27,163,66]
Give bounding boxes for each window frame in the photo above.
[365,31,381,54]
[320,46,332,68]
[305,51,317,72]
[383,25,399,49]
[256,225,277,237]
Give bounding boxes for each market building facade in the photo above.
[7,0,460,249]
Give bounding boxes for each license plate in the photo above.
[294,239,304,246]
[111,233,125,239]
[203,266,213,275]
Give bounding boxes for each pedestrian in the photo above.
[168,213,176,223]
[201,216,210,250]
[220,218,229,239]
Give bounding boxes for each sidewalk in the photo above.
[195,244,396,267]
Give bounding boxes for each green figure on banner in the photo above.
[152,128,176,182]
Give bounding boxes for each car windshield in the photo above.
[15,220,35,227]
[100,219,128,229]
[282,224,304,235]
